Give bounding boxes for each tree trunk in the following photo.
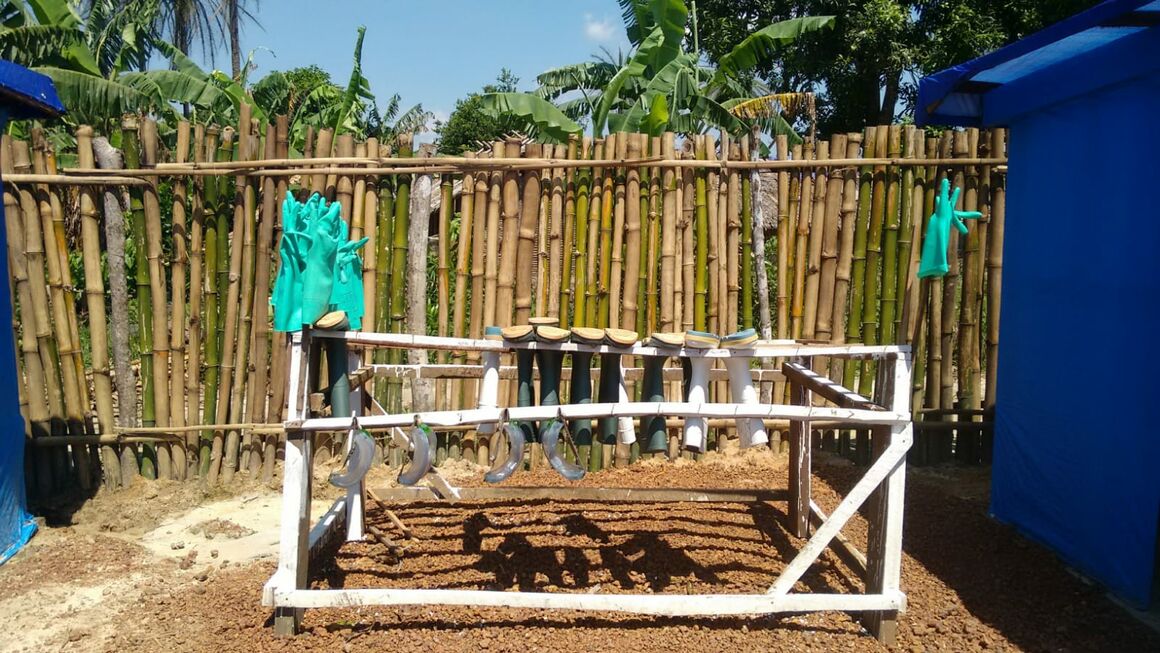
[408,149,435,411]
[93,136,138,485]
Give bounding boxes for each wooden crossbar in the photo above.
[782,362,881,410]
[309,330,908,360]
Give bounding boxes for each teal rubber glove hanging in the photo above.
[301,197,344,325]
[332,236,370,329]
[272,192,310,332]
[917,178,983,279]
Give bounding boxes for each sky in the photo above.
[196,1,633,140]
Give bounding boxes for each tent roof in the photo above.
[0,60,64,119]
[916,0,1160,127]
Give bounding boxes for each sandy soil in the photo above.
[2,450,1157,652]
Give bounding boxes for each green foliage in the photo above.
[495,0,831,139]
[695,0,1103,133]
[435,69,524,155]
[251,30,431,153]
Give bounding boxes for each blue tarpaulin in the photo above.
[917,1,1160,607]
[0,60,63,565]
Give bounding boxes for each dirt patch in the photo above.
[6,449,1159,652]
[189,518,256,540]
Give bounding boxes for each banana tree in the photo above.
[479,0,832,142]
[250,26,432,153]
[0,0,253,128]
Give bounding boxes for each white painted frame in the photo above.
[265,330,912,644]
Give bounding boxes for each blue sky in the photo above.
[199,1,632,137]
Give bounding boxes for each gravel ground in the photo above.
[5,449,1158,652]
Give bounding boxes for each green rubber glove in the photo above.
[272,192,311,332]
[301,197,344,325]
[332,236,370,329]
[918,178,983,279]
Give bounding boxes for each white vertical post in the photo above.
[476,350,501,437]
[724,355,768,448]
[345,349,364,542]
[274,331,313,635]
[616,354,636,445]
[863,352,912,645]
[681,357,712,451]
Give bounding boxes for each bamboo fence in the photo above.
[2,117,1006,496]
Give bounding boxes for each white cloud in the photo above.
[583,13,615,42]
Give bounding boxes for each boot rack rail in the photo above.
[263,328,913,644]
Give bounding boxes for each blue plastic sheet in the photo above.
[0,181,36,565]
[990,72,1160,607]
[0,63,63,566]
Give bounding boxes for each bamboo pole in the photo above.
[362,137,380,353]
[725,139,741,333]
[775,135,790,339]
[674,149,685,334]
[437,173,453,342]
[3,138,53,493]
[389,129,414,420]
[30,132,91,487]
[560,136,578,326]
[167,122,191,479]
[497,137,522,327]
[548,143,566,320]
[924,135,943,420]
[316,128,336,199]
[209,130,246,485]
[647,136,662,335]
[130,153,1005,174]
[985,129,1006,409]
[573,138,592,327]
[829,133,863,382]
[816,136,845,341]
[802,140,830,340]
[739,135,755,330]
[789,143,807,339]
[223,115,258,483]
[880,125,903,348]
[636,136,651,336]
[940,132,965,414]
[141,118,173,478]
[586,139,603,328]
[76,127,119,487]
[677,143,693,330]
[959,128,983,412]
[484,141,503,330]
[896,126,919,345]
[626,133,644,331]
[693,135,708,332]
[857,125,890,446]
[535,145,552,319]
[843,128,875,402]
[659,133,677,332]
[200,127,224,476]
[610,134,628,329]
[515,143,540,326]
[186,124,206,472]
[705,135,720,336]
[121,119,156,476]
[245,123,279,475]
[266,116,291,479]
[44,139,94,459]
[599,136,616,327]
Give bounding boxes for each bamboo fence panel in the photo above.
[1,122,1010,494]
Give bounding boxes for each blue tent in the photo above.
[0,60,64,564]
[917,0,1160,607]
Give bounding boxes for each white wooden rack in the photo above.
[263,328,913,644]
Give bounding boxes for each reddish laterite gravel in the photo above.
[86,451,1160,652]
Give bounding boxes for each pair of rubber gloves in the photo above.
[272,192,369,332]
[917,178,983,279]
